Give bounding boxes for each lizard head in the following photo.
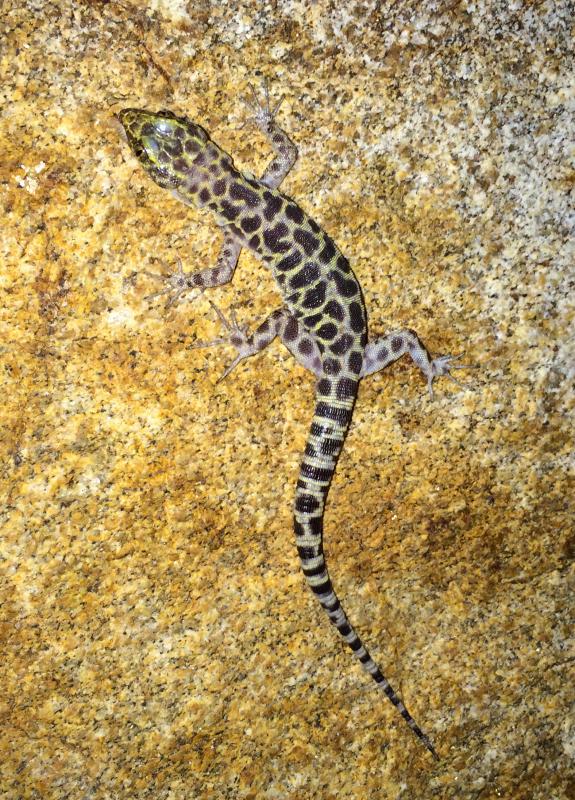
[118,108,210,190]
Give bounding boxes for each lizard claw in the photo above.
[191,299,254,381]
[243,80,283,132]
[144,258,202,307]
[427,353,475,399]
[206,299,248,338]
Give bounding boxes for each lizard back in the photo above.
[119,109,367,356]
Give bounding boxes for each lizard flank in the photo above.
[118,89,467,759]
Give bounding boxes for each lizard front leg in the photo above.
[245,83,298,190]
[145,228,242,307]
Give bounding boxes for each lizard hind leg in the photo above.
[361,328,473,398]
[144,257,200,307]
[192,302,324,381]
[190,300,255,381]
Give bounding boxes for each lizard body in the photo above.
[119,91,464,759]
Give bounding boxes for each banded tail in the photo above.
[294,379,439,760]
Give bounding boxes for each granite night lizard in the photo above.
[118,88,467,760]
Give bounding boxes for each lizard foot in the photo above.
[243,80,283,133]
[144,258,203,307]
[427,354,475,399]
[191,300,256,382]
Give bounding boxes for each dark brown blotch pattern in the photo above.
[348,301,365,333]
[330,333,354,355]
[230,182,260,207]
[330,269,358,297]
[302,281,327,309]
[286,203,305,224]
[263,191,283,221]
[324,299,345,321]
[220,200,241,220]
[290,262,320,289]
[303,313,323,328]
[295,228,321,255]
[264,222,290,253]
[241,215,261,233]
[184,139,200,155]
[316,322,338,341]
[276,250,303,272]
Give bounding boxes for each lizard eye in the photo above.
[141,135,161,157]
[153,119,175,135]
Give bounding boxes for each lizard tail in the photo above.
[294,382,439,760]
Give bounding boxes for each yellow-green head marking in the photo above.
[118,108,211,190]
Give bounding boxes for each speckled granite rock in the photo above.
[1,1,573,798]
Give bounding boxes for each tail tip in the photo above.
[423,735,440,761]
